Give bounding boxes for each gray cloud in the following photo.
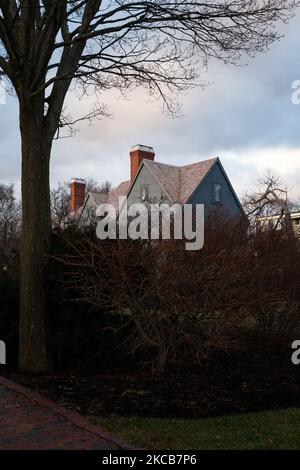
[1,11,300,201]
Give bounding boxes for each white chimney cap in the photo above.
[130,144,154,153]
[70,178,86,184]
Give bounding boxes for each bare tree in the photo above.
[85,179,111,195]
[51,179,111,230]
[56,215,300,372]
[51,182,72,231]
[243,173,296,228]
[0,183,21,272]
[0,1,299,371]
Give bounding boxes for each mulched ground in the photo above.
[4,349,300,419]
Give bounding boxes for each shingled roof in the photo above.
[105,180,131,209]
[144,158,217,204]
[87,157,218,210]
[89,180,131,206]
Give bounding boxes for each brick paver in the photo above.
[0,376,128,450]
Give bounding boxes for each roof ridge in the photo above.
[145,160,178,169]
[145,157,218,170]
[179,157,217,169]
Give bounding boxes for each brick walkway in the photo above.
[0,376,128,450]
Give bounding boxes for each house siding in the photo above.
[187,161,243,219]
[80,158,245,223]
[127,164,171,206]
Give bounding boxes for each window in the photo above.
[140,184,149,202]
[212,183,222,203]
[291,218,300,225]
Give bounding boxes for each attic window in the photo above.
[140,184,149,202]
[212,183,222,203]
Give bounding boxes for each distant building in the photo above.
[257,210,300,236]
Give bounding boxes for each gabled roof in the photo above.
[81,156,244,217]
[89,191,108,206]
[85,157,218,211]
[86,180,131,210]
[179,159,218,203]
[134,158,217,204]
[143,161,180,202]
[81,180,131,215]
[106,180,131,209]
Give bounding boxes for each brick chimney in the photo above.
[130,145,155,181]
[70,178,86,212]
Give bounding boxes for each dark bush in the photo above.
[2,220,300,374]
[0,271,19,366]
[46,232,135,371]
[56,217,300,371]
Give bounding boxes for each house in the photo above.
[71,145,246,222]
[257,210,300,236]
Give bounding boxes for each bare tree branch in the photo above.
[243,173,296,228]
[1,0,299,128]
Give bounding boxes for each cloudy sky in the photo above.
[1,9,300,202]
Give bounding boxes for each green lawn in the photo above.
[92,409,300,449]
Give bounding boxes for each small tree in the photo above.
[51,182,72,231]
[86,180,112,196]
[243,173,296,228]
[0,183,21,273]
[51,179,112,230]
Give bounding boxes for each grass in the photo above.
[92,408,300,449]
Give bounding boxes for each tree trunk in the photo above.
[18,101,53,373]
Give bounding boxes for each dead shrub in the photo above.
[55,215,300,371]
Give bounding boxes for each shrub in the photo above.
[46,232,134,370]
[0,271,19,366]
[56,217,300,371]
[3,218,299,373]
